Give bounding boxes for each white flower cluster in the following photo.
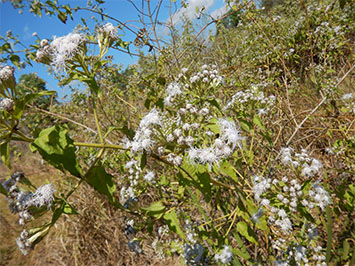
[224,85,276,115]
[143,170,155,183]
[252,148,331,262]
[0,97,14,111]
[2,173,55,254]
[51,33,85,70]
[120,186,135,204]
[252,175,271,202]
[120,160,140,203]
[2,173,56,225]
[165,65,223,107]
[0,65,15,90]
[270,208,293,233]
[276,243,326,266]
[280,147,323,178]
[127,108,161,153]
[120,159,158,203]
[36,32,85,71]
[16,230,31,255]
[166,153,183,166]
[188,119,242,167]
[97,23,119,40]
[188,64,223,86]
[214,245,233,264]
[183,220,206,265]
[164,82,182,106]
[341,93,355,114]
[302,183,332,211]
[30,184,55,209]
[275,177,303,212]
[276,245,311,265]
[0,65,15,82]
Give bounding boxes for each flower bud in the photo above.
[0,97,14,112]
[0,65,16,91]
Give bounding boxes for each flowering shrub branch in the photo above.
[0,0,354,265]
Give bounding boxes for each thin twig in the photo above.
[28,104,113,145]
[284,64,354,148]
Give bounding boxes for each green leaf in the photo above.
[341,239,350,260]
[52,206,64,224]
[236,221,258,245]
[0,141,10,168]
[30,126,82,177]
[142,201,166,218]
[253,115,265,131]
[57,11,67,23]
[205,118,220,134]
[239,119,252,133]
[163,209,185,240]
[157,76,166,85]
[63,202,79,215]
[207,99,221,110]
[86,164,117,205]
[140,151,147,170]
[196,171,211,202]
[339,0,345,9]
[233,231,251,260]
[120,125,134,140]
[10,54,21,69]
[156,98,164,110]
[13,91,56,120]
[216,161,237,181]
[0,183,9,196]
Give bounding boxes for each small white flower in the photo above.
[166,134,174,142]
[199,107,209,116]
[182,123,190,130]
[342,93,353,100]
[164,82,182,106]
[100,23,118,39]
[30,184,55,209]
[40,39,49,47]
[190,75,200,83]
[278,209,287,218]
[185,136,195,146]
[181,67,188,74]
[139,108,161,128]
[214,245,233,264]
[144,171,155,182]
[173,128,182,137]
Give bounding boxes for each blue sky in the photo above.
[0,0,227,99]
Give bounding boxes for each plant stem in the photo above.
[73,142,125,150]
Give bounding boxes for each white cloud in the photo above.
[23,25,32,40]
[210,4,228,20]
[170,0,215,25]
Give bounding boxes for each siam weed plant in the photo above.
[0,0,354,265]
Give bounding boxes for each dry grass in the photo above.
[0,146,180,266]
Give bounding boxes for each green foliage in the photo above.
[0,0,354,264]
[16,73,54,108]
[30,125,82,177]
[85,164,117,205]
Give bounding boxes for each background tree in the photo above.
[15,73,57,136]
[16,73,56,109]
[260,0,286,11]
